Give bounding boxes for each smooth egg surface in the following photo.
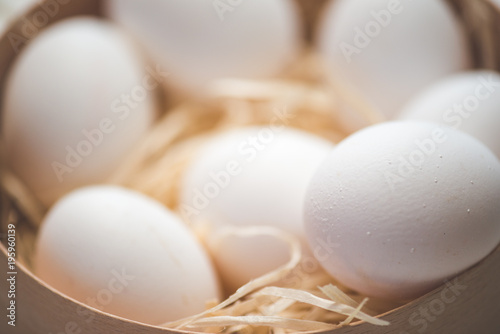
[318,0,470,122]
[106,0,302,95]
[399,70,500,159]
[2,17,157,206]
[305,121,500,301]
[180,126,334,292]
[35,186,221,325]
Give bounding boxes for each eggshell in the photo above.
[398,70,500,159]
[2,17,156,206]
[34,186,221,325]
[105,0,301,95]
[305,121,500,301]
[318,0,470,121]
[180,126,334,292]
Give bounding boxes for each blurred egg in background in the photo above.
[35,186,221,325]
[398,70,500,159]
[2,17,157,206]
[318,0,471,129]
[105,0,303,96]
[180,126,334,293]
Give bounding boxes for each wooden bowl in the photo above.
[1,1,500,333]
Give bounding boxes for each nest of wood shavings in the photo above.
[160,226,389,333]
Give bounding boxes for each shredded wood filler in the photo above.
[160,226,389,333]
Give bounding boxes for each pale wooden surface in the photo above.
[1,0,500,333]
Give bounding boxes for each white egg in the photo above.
[105,0,301,95]
[180,126,334,292]
[2,17,157,206]
[318,0,470,122]
[305,121,500,301]
[35,186,221,325]
[398,70,500,159]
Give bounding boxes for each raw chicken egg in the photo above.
[318,0,470,124]
[399,70,500,159]
[2,17,157,206]
[105,0,302,95]
[305,121,500,301]
[35,186,221,325]
[180,126,334,292]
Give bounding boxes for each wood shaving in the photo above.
[186,316,338,332]
[160,226,389,333]
[255,287,388,326]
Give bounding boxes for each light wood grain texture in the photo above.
[1,0,500,333]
